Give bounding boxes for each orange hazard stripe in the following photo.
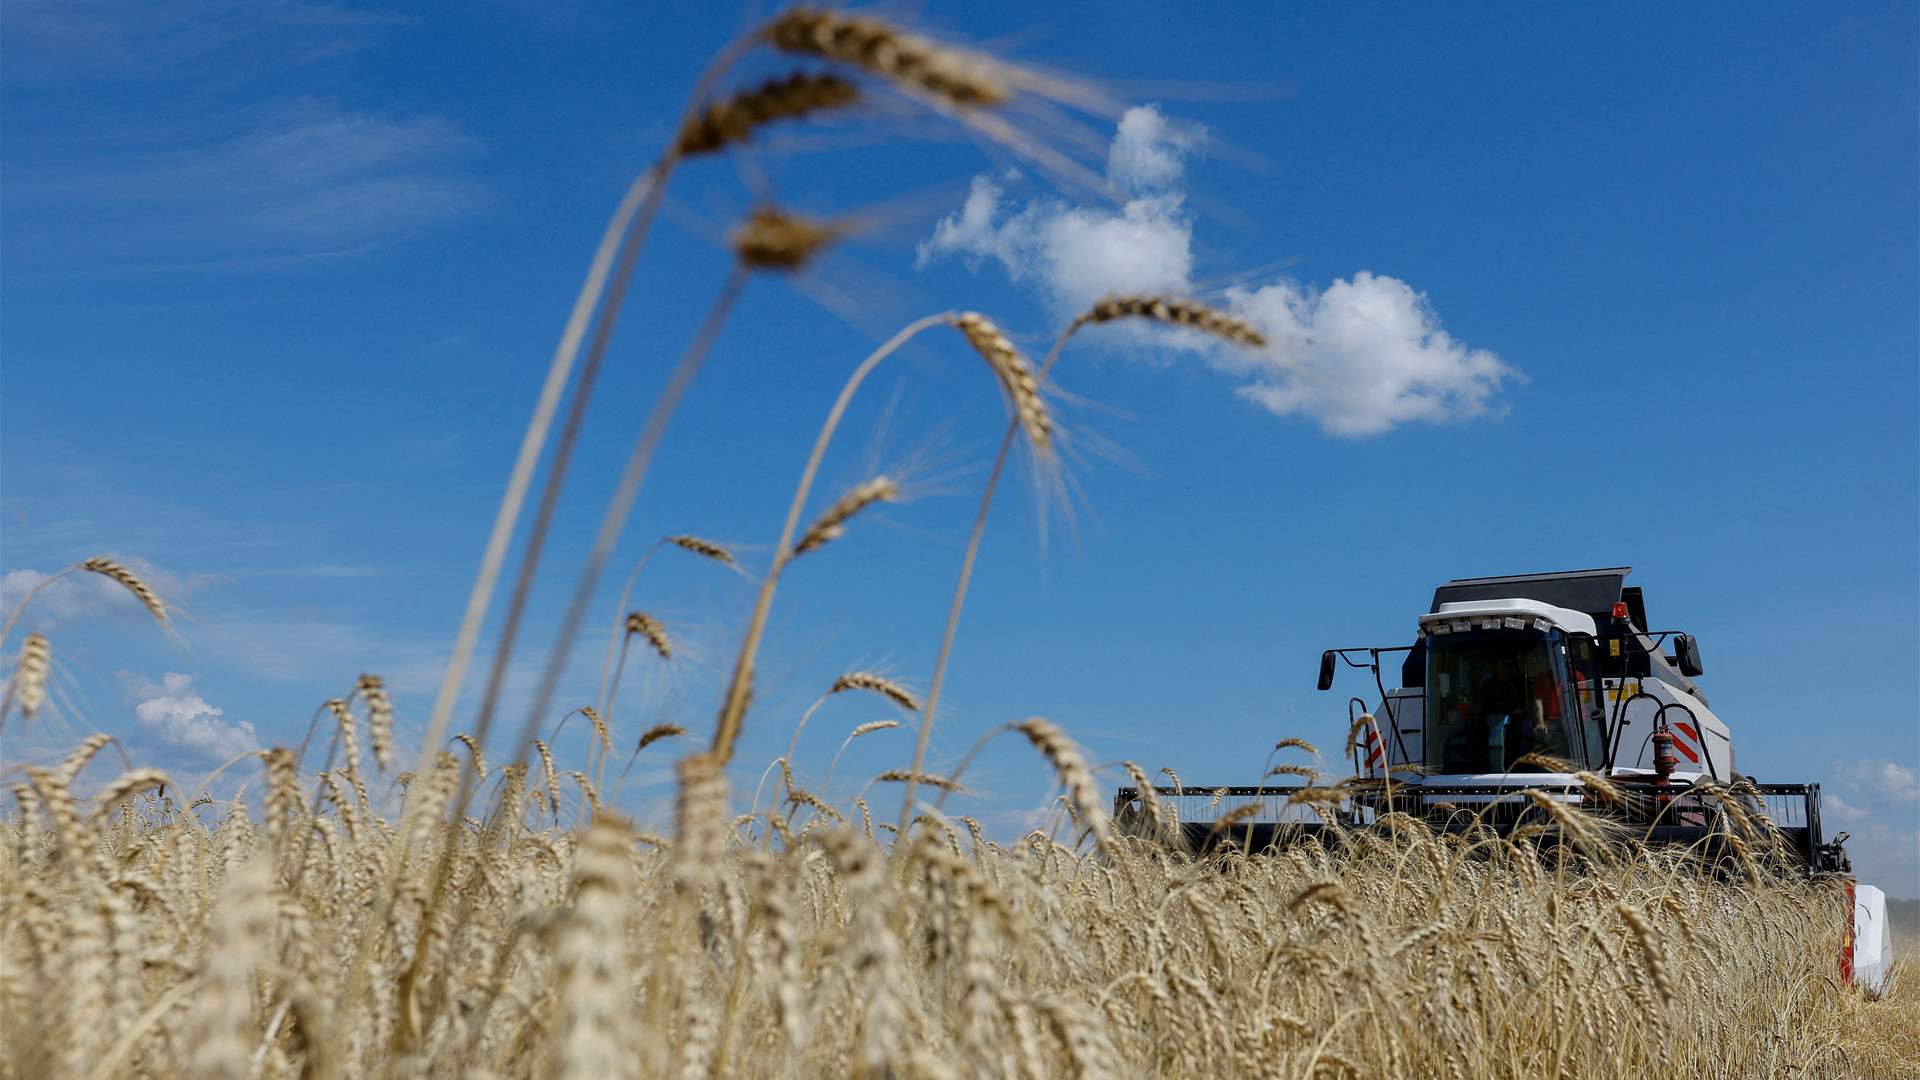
[1363,728,1384,767]
[1670,734,1700,764]
[1674,721,1700,742]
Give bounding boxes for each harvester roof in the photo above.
[1421,598,1598,636]
[1430,567,1632,622]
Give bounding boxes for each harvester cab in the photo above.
[1335,567,1729,786]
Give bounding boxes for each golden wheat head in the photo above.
[78,558,167,624]
[829,671,921,712]
[951,313,1053,450]
[732,206,837,271]
[623,611,673,660]
[793,476,899,556]
[678,71,860,156]
[12,632,50,718]
[763,8,1010,107]
[1074,295,1267,348]
[667,534,737,565]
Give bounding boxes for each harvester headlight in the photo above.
[1503,617,1526,630]
[1453,620,1473,633]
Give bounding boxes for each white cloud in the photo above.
[1839,758,1920,802]
[918,104,1198,321]
[918,104,1517,437]
[1827,793,1869,823]
[1227,273,1515,436]
[130,672,258,762]
[1106,104,1203,193]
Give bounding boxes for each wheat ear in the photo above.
[1013,718,1113,854]
[763,8,1009,106]
[829,671,922,712]
[78,558,167,623]
[1072,294,1267,347]
[623,611,673,660]
[793,476,900,556]
[874,770,968,794]
[951,313,1053,451]
[357,674,394,773]
[677,71,860,156]
[667,534,737,565]
[10,632,51,719]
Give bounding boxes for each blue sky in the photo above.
[3,2,1915,893]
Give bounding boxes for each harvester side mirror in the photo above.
[1673,634,1705,677]
[1317,651,1337,691]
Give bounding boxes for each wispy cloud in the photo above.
[2,0,405,81]
[1838,758,1920,802]
[1831,756,1920,898]
[919,104,1518,437]
[15,101,485,266]
[3,2,483,272]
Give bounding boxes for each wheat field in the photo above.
[1,745,1915,1078]
[3,7,1915,1079]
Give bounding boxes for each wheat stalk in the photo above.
[903,297,1264,821]
[708,312,965,766]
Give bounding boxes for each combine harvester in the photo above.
[1115,567,1895,995]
